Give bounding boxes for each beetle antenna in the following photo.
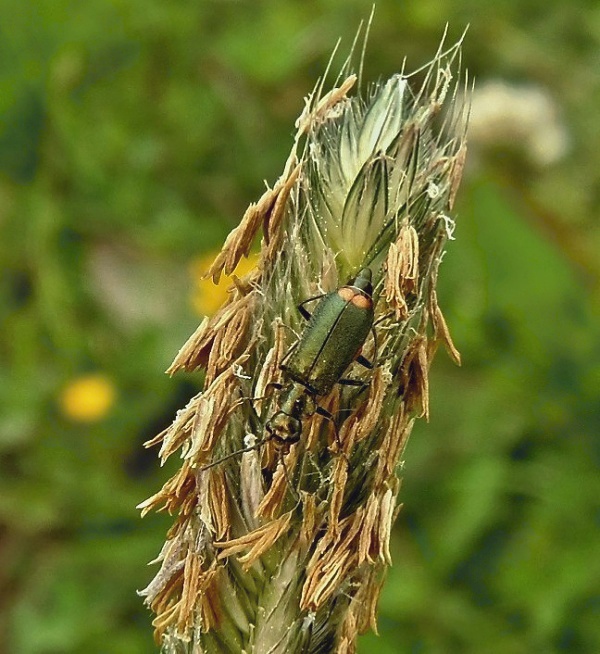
[200,435,269,471]
[279,455,300,502]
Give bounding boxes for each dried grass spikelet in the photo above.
[167,283,258,377]
[431,289,462,365]
[337,569,385,653]
[140,25,469,654]
[206,165,300,284]
[214,510,295,568]
[138,460,197,518]
[384,224,420,320]
[256,445,301,520]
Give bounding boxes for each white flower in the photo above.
[469,80,569,166]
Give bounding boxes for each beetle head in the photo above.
[266,411,302,447]
[347,267,373,298]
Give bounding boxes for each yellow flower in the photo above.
[59,374,116,422]
[189,252,259,317]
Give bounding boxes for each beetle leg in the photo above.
[373,310,395,326]
[351,324,378,370]
[297,293,326,320]
[298,304,312,321]
[315,405,347,454]
[264,381,284,392]
[315,405,333,419]
[338,378,368,390]
[355,354,373,369]
[279,341,299,367]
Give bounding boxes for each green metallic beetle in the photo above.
[265,267,375,450]
[202,268,375,470]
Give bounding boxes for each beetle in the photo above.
[265,267,375,450]
[203,267,375,469]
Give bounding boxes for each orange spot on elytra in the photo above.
[338,286,372,309]
[338,288,354,302]
[351,294,371,310]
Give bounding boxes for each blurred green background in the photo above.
[1,1,598,652]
